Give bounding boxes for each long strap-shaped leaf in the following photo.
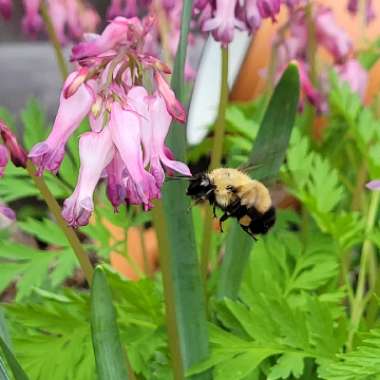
[0,308,29,380]
[159,0,211,378]
[0,354,10,380]
[91,267,130,380]
[217,62,300,300]
[0,337,29,380]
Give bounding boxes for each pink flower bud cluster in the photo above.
[274,3,368,113]
[29,16,191,228]
[0,0,100,44]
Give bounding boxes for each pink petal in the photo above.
[22,0,43,37]
[109,101,159,207]
[154,71,186,123]
[315,7,352,63]
[0,0,12,20]
[0,121,27,168]
[62,128,114,227]
[0,144,9,176]
[29,73,96,175]
[338,59,368,100]
[366,180,380,191]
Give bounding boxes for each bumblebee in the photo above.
[186,168,276,239]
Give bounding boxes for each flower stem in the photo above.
[40,0,69,80]
[348,190,380,350]
[200,47,229,281]
[26,160,93,285]
[151,201,184,380]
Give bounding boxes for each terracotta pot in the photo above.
[103,219,158,280]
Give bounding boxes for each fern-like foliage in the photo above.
[5,269,170,380]
[319,329,380,380]
[189,228,346,380]
[283,130,365,250]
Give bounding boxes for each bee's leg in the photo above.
[219,212,229,233]
[213,204,217,218]
[241,226,258,241]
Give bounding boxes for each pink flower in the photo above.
[107,0,123,19]
[367,180,380,191]
[347,0,358,14]
[109,101,159,210]
[244,0,262,30]
[365,0,376,24]
[0,121,27,168]
[147,94,191,186]
[297,61,326,114]
[107,0,138,19]
[62,128,114,227]
[106,152,126,210]
[0,0,12,20]
[22,0,43,37]
[0,204,16,229]
[29,73,96,175]
[202,0,245,46]
[338,59,368,100]
[0,145,9,176]
[48,0,67,43]
[71,16,143,61]
[257,0,281,22]
[154,71,186,123]
[315,7,352,63]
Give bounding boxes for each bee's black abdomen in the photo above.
[239,205,276,237]
[249,206,276,234]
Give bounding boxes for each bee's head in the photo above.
[186,173,215,202]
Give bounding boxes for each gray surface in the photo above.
[0,43,68,123]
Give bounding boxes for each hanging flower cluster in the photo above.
[194,0,282,46]
[273,2,368,113]
[0,0,100,44]
[29,16,191,228]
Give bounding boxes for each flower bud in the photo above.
[63,67,90,99]
[154,71,186,123]
[0,144,9,176]
[0,121,27,168]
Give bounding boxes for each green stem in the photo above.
[26,160,93,285]
[348,190,380,350]
[138,226,151,277]
[200,46,229,281]
[151,202,184,380]
[40,1,69,80]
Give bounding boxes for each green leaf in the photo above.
[319,329,380,380]
[159,0,210,378]
[217,62,300,299]
[0,355,11,380]
[268,353,304,380]
[0,337,29,380]
[91,267,130,380]
[5,290,95,380]
[214,349,276,380]
[20,98,47,150]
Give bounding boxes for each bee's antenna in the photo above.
[166,174,195,181]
